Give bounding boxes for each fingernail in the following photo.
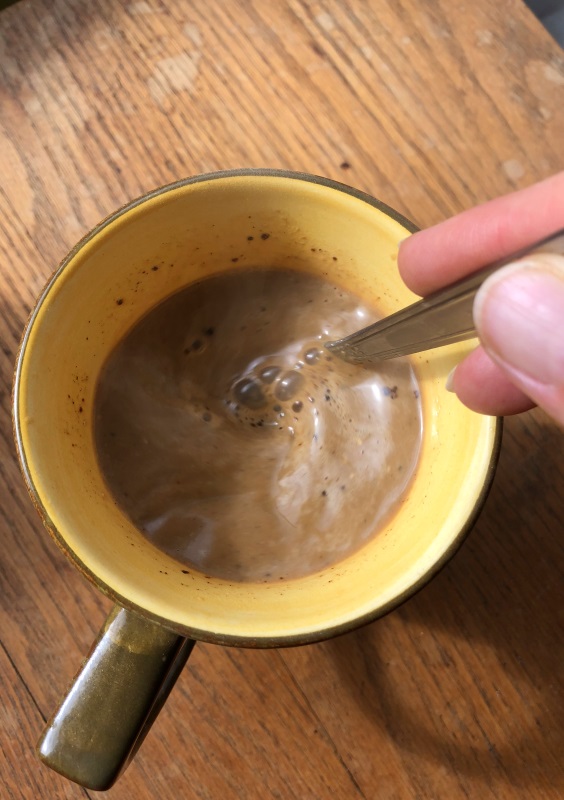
[445,367,456,392]
[398,235,413,246]
[473,254,564,386]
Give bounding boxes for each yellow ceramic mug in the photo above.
[13,170,500,790]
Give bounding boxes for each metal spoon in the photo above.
[326,228,564,363]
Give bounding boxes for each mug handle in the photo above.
[37,605,195,791]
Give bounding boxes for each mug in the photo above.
[13,170,501,790]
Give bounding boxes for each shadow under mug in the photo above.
[13,170,501,790]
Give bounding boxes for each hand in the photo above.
[398,171,564,427]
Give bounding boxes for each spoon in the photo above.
[326,228,564,363]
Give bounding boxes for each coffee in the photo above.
[94,268,422,582]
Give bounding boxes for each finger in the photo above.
[398,170,564,296]
[448,346,535,416]
[472,253,564,427]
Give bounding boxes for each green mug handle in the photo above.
[37,605,195,791]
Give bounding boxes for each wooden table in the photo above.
[1,1,563,797]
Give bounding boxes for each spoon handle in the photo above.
[326,228,564,363]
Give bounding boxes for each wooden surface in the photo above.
[1,1,563,797]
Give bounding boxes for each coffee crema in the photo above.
[94,268,422,582]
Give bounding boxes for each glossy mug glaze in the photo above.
[13,170,500,790]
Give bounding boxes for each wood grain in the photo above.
[0,0,563,797]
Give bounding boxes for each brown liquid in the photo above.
[95,268,422,582]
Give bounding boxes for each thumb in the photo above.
[473,252,564,427]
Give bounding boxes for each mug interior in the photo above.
[14,171,499,645]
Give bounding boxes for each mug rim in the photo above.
[12,169,502,648]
